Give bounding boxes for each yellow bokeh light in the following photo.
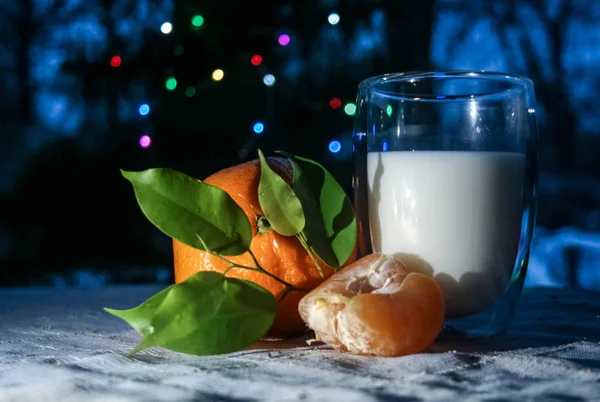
[212,69,224,81]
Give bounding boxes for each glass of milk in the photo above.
[352,71,537,338]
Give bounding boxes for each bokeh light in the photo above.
[160,22,172,34]
[328,13,340,25]
[138,104,150,116]
[251,55,263,66]
[110,55,121,68]
[173,45,184,56]
[344,103,357,116]
[328,140,341,153]
[212,69,224,81]
[263,74,276,86]
[329,97,342,109]
[139,135,152,148]
[278,34,290,46]
[386,105,393,116]
[253,122,265,134]
[185,87,196,97]
[191,15,204,28]
[165,77,177,91]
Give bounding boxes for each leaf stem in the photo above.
[195,234,212,254]
[296,233,325,279]
[197,233,256,270]
[247,249,306,292]
[247,247,262,271]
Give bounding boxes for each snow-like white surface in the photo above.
[0,285,599,401]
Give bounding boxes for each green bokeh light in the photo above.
[386,105,393,116]
[185,87,196,97]
[191,15,204,27]
[165,77,177,91]
[344,103,357,116]
[174,45,184,56]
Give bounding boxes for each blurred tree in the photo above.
[0,0,173,285]
[430,0,600,172]
[0,0,66,121]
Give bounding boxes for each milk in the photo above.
[367,151,525,318]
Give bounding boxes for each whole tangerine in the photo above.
[173,157,357,337]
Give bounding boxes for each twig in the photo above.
[196,234,307,292]
[296,233,325,279]
[247,249,307,292]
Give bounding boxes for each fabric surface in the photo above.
[0,286,599,402]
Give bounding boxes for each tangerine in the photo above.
[298,253,445,357]
[173,157,357,337]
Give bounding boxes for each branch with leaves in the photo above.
[105,150,357,356]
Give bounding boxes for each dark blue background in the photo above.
[0,0,598,289]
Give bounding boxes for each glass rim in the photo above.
[358,70,534,102]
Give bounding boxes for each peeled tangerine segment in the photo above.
[298,254,445,357]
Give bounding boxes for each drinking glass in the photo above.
[352,71,537,338]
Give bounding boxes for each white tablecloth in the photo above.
[1,285,599,402]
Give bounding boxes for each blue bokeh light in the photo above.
[253,122,265,134]
[138,104,150,116]
[328,13,340,25]
[328,140,341,153]
[263,74,276,86]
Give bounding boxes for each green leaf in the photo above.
[257,150,305,236]
[104,285,173,337]
[105,272,276,356]
[277,152,357,268]
[122,168,251,256]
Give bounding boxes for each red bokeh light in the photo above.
[110,55,122,68]
[251,55,263,66]
[329,97,342,109]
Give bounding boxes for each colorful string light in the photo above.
[253,122,265,134]
[328,140,341,153]
[160,22,172,34]
[138,104,150,116]
[263,74,275,86]
[278,34,290,46]
[191,15,204,28]
[329,97,342,109]
[251,55,263,66]
[139,135,152,148]
[328,13,340,25]
[344,103,357,116]
[165,77,177,91]
[110,55,121,68]
[212,69,224,81]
